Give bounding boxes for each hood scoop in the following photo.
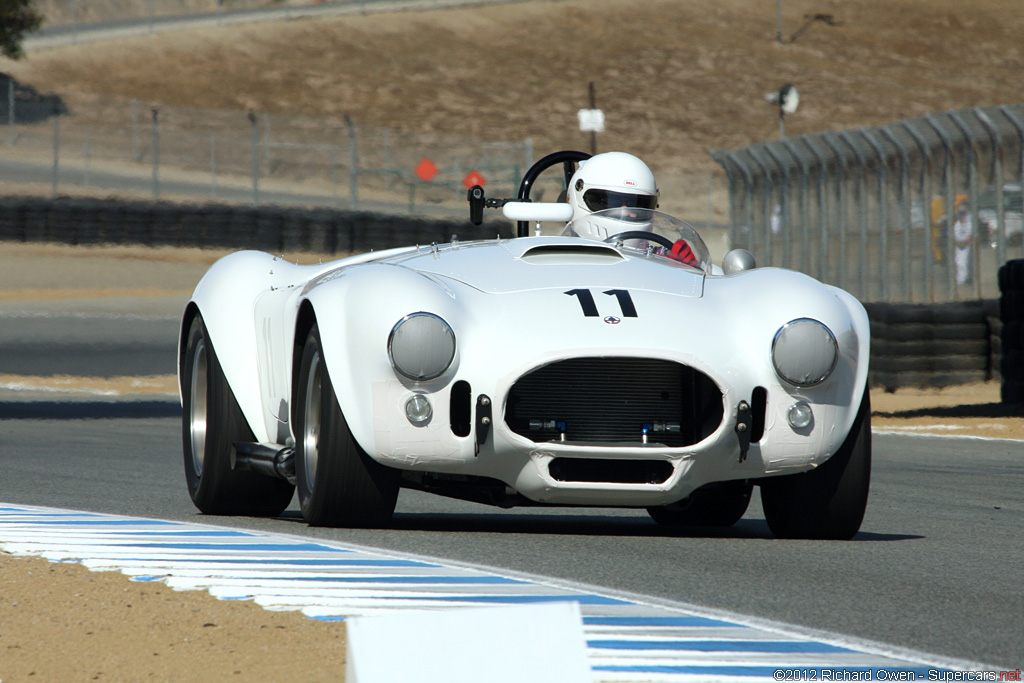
[518,243,625,265]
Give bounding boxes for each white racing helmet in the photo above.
[564,152,659,241]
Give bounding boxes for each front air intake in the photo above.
[505,357,723,447]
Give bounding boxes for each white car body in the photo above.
[179,152,872,538]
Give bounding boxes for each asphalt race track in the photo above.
[0,353,1020,670]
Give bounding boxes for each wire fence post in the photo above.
[151,107,160,201]
[210,134,218,198]
[131,98,141,162]
[7,80,14,145]
[345,114,358,209]
[249,111,259,206]
[51,104,60,199]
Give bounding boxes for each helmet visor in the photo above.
[582,188,658,212]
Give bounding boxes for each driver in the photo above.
[565,151,659,233]
[564,151,697,266]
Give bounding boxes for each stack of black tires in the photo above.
[999,259,1024,403]
[866,300,999,392]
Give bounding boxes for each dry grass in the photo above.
[4,0,1024,220]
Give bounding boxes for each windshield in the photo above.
[562,208,712,273]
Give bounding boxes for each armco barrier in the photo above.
[0,196,507,253]
[0,196,1006,392]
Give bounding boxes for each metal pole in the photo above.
[7,79,14,145]
[745,147,776,264]
[588,82,597,155]
[131,99,140,162]
[820,133,849,292]
[710,150,740,253]
[723,151,757,256]
[52,106,60,199]
[880,125,913,302]
[151,107,160,201]
[900,120,935,302]
[800,136,832,284]
[83,126,90,188]
[838,131,870,300]
[999,105,1024,260]
[782,138,813,275]
[947,111,982,300]
[249,111,259,205]
[925,113,957,300]
[345,114,358,209]
[763,142,794,269]
[776,0,783,43]
[210,134,218,198]
[860,129,890,302]
[974,107,1005,265]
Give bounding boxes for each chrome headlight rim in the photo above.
[771,317,839,388]
[387,312,456,382]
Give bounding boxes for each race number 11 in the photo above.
[565,289,638,318]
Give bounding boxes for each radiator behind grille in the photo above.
[505,357,723,447]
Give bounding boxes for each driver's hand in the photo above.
[668,239,698,266]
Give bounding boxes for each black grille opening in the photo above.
[750,386,767,443]
[450,381,472,437]
[549,457,673,484]
[505,357,723,447]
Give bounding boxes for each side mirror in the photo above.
[468,185,485,225]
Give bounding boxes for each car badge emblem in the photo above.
[604,315,622,324]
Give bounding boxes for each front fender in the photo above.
[300,262,473,455]
[182,250,294,444]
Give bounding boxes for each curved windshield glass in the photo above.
[563,208,712,273]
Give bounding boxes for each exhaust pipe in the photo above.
[231,442,296,486]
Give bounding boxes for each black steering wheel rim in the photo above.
[603,231,674,249]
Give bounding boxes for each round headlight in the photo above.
[772,318,838,387]
[388,312,456,381]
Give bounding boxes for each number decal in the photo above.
[565,289,637,318]
[565,289,599,317]
[603,289,638,317]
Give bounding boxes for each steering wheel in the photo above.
[603,231,674,249]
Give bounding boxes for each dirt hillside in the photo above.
[4,0,1024,220]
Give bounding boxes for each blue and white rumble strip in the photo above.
[0,504,985,682]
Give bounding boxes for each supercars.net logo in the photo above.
[772,670,1021,681]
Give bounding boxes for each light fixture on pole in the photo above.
[765,83,799,138]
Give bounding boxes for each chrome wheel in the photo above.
[188,336,208,477]
[302,348,322,493]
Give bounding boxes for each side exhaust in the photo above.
[232,442,296,486]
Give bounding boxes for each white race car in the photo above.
[179,151,871,539]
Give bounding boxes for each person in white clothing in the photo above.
[952,202,973,286]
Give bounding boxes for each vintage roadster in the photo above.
[179,151,871,539]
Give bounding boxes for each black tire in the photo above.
[647,480,752,527]
[760,389,871,540]
[294,324,399,527]
[181,313,295,517]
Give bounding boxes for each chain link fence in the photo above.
[711,105,1024,304]
[0,83,533,218]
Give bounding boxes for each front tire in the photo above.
[181,313,295,516]
[647,481,752,527]
[760,389,871,540]
[294,323,399,527]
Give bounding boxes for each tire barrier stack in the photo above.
[998,259,1024,403]
[864,299,1000,392]
[0,196,508,255]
